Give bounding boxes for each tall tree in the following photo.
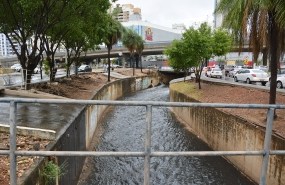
[122,29,141,76]
[135,36,144,72]
[164,40,192,82]
[212,28,232,58]
[165,23,232,89]
[0,0,48,89]
[0,0,111,88]
[103,16,124,82]
[216,0,285,105]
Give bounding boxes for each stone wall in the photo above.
[169,88,285,185]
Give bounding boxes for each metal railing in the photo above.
[1,98,285,185]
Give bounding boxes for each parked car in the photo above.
[224,65,235,76]
[78,65,92,72]
[33,66,40,74]
[268,73,285,89]
[14,65,22,72]
[228,68,241,78]
[111,64,123,68]
[205,66,215,76]
[10,63,21,71]
[275,75,285,89]
[234,69,269,85]
[206,68,223,78]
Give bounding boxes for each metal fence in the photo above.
[1,98,285,185]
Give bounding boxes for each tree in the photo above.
[165,23,232,89]
[0,0,111,88]
[103,16,125,82]
[122,29,141,76]
[0,0,50,89]
[212,28,232,58]
[135,36,145,72]
[164,40,192,81]
[216,0,285,105]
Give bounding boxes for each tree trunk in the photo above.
[140,55,143,72]
[268,12,278,105]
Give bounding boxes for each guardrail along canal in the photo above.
[80,85,254,185]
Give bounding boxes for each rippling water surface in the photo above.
[82,85,254,185]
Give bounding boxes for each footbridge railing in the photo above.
[0,98,285,185]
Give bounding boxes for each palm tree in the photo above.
[103,16,124,82]
[136,37,145,72]
[216,0,285,105]
[122,29,141,76]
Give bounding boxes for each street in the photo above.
[0,68,67,87]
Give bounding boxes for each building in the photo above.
[213,0,223,28]
[113,4,142,22]
[122,20,182,43]
[0,33,20,56]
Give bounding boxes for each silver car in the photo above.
[234,69,269,86]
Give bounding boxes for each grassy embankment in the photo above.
[169,81,202,100]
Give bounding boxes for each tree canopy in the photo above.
[216,0,285,105]
[164,23,232,88]
[0,0,111,88]
[122,29,143,76]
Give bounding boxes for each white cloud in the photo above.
[114,0,215,28]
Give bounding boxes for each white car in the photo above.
[78,64,92,72]
[234,69,269,86]
[228,68,241,77]
[276,75,285,89]
[206,68,223,78]
[10,63,21,71]
[111,64,123,68]
[268,75,285,89]
[33,66,40,73]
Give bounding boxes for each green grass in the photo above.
[170,81,202,100]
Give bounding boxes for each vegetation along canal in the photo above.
[80,85,255,185]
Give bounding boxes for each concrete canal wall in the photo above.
[19,75,159,185]
[85,76,159,148]
[169,86,285,185]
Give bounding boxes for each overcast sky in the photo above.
[113,0,215,29]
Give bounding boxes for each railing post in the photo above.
[144,105,152,185]
[259,108,275,185]
[9,101,17,185]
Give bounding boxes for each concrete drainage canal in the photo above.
[78,85,254,185]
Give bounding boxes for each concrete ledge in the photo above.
[0,123,56,140]
[4,88,69,99]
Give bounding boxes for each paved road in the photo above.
[0,68,68,87]
[201,72,285,93]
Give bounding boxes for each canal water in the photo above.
[0,94,82,132]
[80,85,254,185]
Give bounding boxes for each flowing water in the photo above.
[81,85,254,185]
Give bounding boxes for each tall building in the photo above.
[113,4,142,22]
[213,0,223,28]
[0,33,20,56]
